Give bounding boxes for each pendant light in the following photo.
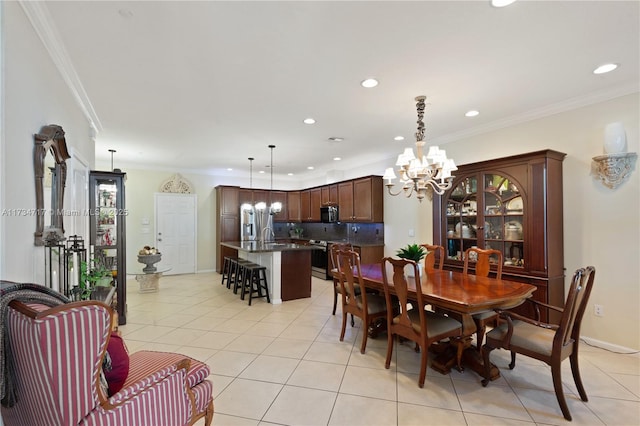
[268,145,282,214]
[241,157,256,213]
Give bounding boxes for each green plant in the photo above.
[396,243,426,262]
[77,258,112,300]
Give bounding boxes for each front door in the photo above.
[154,193,197,275]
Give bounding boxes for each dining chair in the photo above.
[481,266,596,421]
[336,248,387,354]
[463,247,503,351]
[330,243,356,327]
[420,244,444,272]
[381,257,463,387]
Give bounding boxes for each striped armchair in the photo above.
[1,300,213,426]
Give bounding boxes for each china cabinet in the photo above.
[89,170,127,324]
[432,150,566,322]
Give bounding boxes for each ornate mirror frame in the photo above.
[34,124,71,246]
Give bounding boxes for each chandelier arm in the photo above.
[386,184,408,197]
[425,178,453,195]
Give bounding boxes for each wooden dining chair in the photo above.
[381,257,463,388]
[463,247,503,351]
[336,248,387,354]
[482,266,596,421]
[330,243,356,327]
[420,244,444,272]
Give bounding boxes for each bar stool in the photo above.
[233,259,255,294]
[241,265,270,306]
[221,256,238,288]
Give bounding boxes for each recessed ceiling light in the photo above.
[394,136,405,141]
[465,110,480,117]
[360,78,379,88]
[227,168,233,171]
[328,137,344,142]
[593,63,618,74]
[288,173,294,176]
[303,118,316,124]
[259,170,265,174]
[307,166,314,170]
[333,157,341,161]
[491,0,517,7]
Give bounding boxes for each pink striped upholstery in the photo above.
[1,301,213,426]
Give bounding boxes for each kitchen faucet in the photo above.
[261,226,275,243]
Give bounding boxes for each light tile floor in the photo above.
[120,272,640,426]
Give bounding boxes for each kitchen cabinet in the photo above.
[287,191,301,222]
[301,188,321,222]
[338,176,384,222]
[89,170,127,325]
[215,186,240,272]
[432,150,566,323]
[238,189,253,206]
[270,191,288,222]
[321,184,338,205]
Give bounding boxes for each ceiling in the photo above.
[37,1,639,182]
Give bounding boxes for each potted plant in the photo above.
[396,243,426,262]
[75,258,112,300]
[396,244,427,277]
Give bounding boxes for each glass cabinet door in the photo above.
[444,172,525,269]
[445,176,478,261]
[483,173,524,268]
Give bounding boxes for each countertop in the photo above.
[220,241,319,252]
[287,238,384,247]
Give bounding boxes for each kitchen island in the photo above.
[220,241,317,304]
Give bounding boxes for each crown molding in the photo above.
[432,83,640,146]
[19,1,103,133]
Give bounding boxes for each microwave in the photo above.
[320,206,339,223]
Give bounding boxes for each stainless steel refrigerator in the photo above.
[240,203,275,242]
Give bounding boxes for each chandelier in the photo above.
[382,96,457,201]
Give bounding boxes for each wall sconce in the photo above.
[591,122,637,189]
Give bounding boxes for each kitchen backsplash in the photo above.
[271,222,384,245]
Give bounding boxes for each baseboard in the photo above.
[197,269,216,274]
[581,336,639,354]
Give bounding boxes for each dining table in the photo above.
[354,263,537,380]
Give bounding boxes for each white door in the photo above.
[154,193,197,275]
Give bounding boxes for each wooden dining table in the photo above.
[355,263,537,380]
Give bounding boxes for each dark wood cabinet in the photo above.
[238,189,252,207]
[215,186,240,272]
[338,176,384,222]
[89,170,127,325]
[338,182,354,220]
[432,150,566,323]
[270,191,288,222]
[300,188,321,222]
[310,188,321,221]
[321,184,338,205]
[287,191,301,222]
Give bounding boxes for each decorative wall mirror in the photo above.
[34,124,71,246]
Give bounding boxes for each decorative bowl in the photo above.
[137,253,162,272]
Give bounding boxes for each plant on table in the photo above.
[396,243,427,262]
[77,257,112,300]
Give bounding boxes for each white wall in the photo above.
[1,2,95,283]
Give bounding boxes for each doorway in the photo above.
[154,193,197,275]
